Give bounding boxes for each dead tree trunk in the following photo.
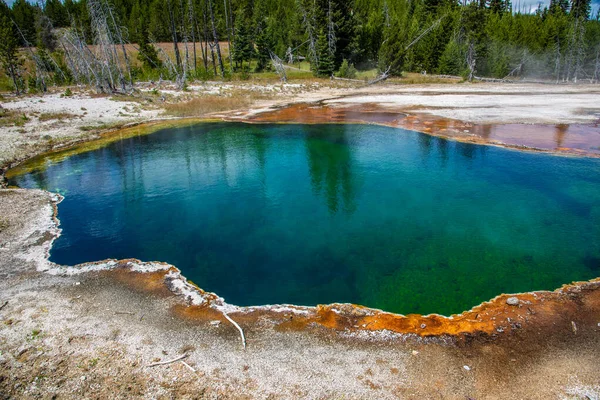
[178,0,190,88]
[269,51,287,82]
[208,0,225,78]
[297,0,317,65]
[195,17,206,71]
[573,19,586,83]
[594,46,600,83]
[367,66,390,85]
[466,42,476,82]
[104,0,132,88]
[167,0,182,72]
[210,42,217,74]
[188,0,197,72]
[554,39,561,83]
[223,0,233,71]
[202,1,210,71]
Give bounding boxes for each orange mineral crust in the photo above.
[100,263,600,339]
[243,102,600,157]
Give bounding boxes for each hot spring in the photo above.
[8,122,600,315]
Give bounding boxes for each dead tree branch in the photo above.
[367,66,391,85]
[147,353,189,367]
[405,15,446,51]
[223,312,246,349]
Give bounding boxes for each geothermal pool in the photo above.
[9,122,600,315]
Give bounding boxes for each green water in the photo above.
[9,123,600,315]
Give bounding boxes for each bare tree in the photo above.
[297,0,317,65]
[188,0,197,71]
[327,0,336,57]
[564,17,586,82]
[592,44,600,83]
[202,0,212,72]
[60,29,104,90]
[208,0,225,77]
[554,38,561,83]
[166,0,182,73]
[269,50,287,82]
[85,0,134,91]
[223,0,233,71]
[466,41,476,82]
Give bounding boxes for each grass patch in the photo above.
[390,72,463,85]
[355,68,379,80]
[163,93,254,117]
[0,218,9,232]
[79,121,126,132]
[27,329,42,341]
[38,112,77,122]
[0,109,29,127]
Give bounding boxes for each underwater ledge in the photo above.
[21,188,600,340]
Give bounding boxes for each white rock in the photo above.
[506,297,519,306]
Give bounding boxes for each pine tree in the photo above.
[36,14,57,51]
[549,0,569,15]
[0,15,24,94]
[489,0,506,13]
[44,0,68,28]
[570,0,591,20]
[138,33,162,70]
[378,16,406,76]
[11,0,37,46]
[438,37,465,75]
[232,13,254,71]
[315,30,334,76]
[254,23,271,71]
[253,0,271,72]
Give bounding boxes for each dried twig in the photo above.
[223,313,246,350]
[181,360,196,372]
[0,301,8,311]
[147,353,189,367]
[115,311,135,315]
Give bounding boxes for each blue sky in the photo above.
[516,0,600,14]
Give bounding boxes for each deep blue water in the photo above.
[9,123,600,315]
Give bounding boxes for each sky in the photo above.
[516,0,600,14]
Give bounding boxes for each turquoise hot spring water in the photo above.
[8,122,600,315]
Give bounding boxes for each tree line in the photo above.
[0,0,599,93]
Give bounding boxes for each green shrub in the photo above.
[337,59,357,79]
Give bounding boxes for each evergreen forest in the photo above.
[0,0,599,93]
